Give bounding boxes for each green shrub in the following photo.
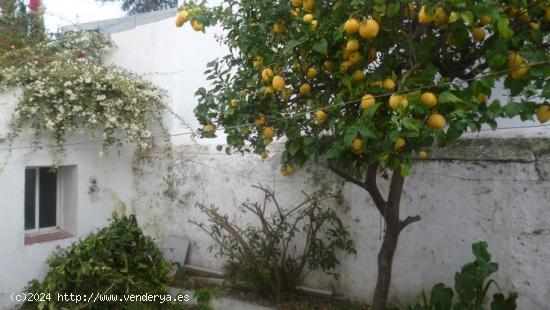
[21,214,173,310]
[400,241,517,310]
[191,184,356,301]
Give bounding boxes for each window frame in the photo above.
[24,166,63,235]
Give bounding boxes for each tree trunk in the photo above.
[371,221,400,309]
[328,162,420,310]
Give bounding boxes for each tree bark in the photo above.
[371,169,421,310]
[328,162,421,310]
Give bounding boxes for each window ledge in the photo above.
[25,230,73,246]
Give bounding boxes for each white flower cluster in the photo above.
[0,31,167,156]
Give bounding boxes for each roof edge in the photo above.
[60,8,177,34]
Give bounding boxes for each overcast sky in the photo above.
[43,0,125,31]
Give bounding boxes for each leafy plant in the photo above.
[191,184,356,300]
[0,31,167,161]
[401,241,517,310]
[191,287,221,310]
[21,214,173,310]
[0,0,44,52]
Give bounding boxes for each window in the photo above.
[25,167,58,231]
[24,166,77,244]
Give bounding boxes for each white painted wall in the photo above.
[101,12,228,146]
[0,91,135,309]
[132,141,550,309]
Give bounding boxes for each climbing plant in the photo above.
[0,31,167,159]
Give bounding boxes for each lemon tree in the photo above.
[181,1,550,308]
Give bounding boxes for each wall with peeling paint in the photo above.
[132,138,550,309]
[0,91,135,309]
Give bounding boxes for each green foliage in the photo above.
[21,214,173,310]
[0,0,45,52]
[401,242,517,310]
[191,185,356,301]
[0,31,167,160]
[192,287,221,310]
[188,0,550,177]
[97,0,177,15]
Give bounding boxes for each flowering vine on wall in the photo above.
[0,31,167,159]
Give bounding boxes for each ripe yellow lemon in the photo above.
[361,94,375,110]
[506,5,518,18]
[382,78,396,91]
[316,110,328,124]
[547,7,550,22]
[303,14,314,24]
[420,92,438,109]
[300,83,311,95]
[273,21,286,33]
[310,20,318,29]
[479,15,492,25]
[191,20,204,31]
[263,86,274,96]
[229,99,238,108]
[302,0,314,11]
[517,10,530,22]
[255,114,266,127]
[352,70,365,81]
[394,138,406,151]
[342,48,352,60]
[272,76,286,92]
[368,47,377,62]
[510,66,529,79]
[253,56,263,69]
[427,113,447,129]
[536,105,550,123]
[418,150,429,159]
[476,93,488,103]
[306,67,318,78]
[507,52,523,68]
[291,0,302,7]
[262,68,274,82]
[345,39,360,52]
[348,52,363,65]
[263,127,275,139]
[323,60,333,71]
[472,27,485,42]
[433,7,448,26]
[260,151,268,159]
[203,124,215,133]
[529,22,540,30]
[282,89,292,101]
[340,61,352,73]
[344,18,360,34]
[419,6,434,24]
[389,94,408,110]
[351,138,363,154]
[359,19,380,39]
[175,10,189,27]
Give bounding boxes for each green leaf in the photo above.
[343,127,358,146]
[497,17,513,39]
[472,241,491,262]
[439,92,464,104]
[400,163,411,177]
[430,283,454,310]
[325,147,341,159]
[312,39,328,55]
[387,3,400,17]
